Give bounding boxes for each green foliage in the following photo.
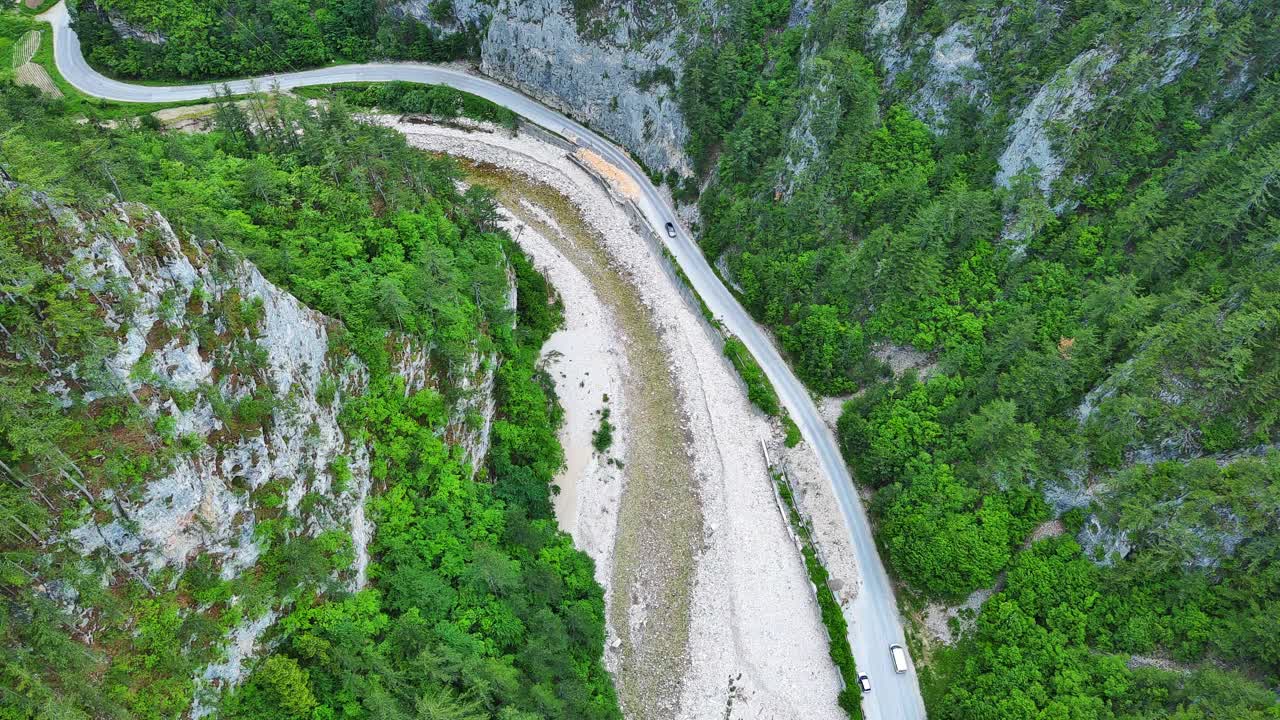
[782,414,801,448]
[927,538,1280,720]
[232,378,613,720]
[723,336,779,415]
[255,656,316,718]
[0,81,616,720]
[875,458,1046,600]
[774,478,863,719]
[592,406,614,453]
[684,0,1280,708]
[72,0,481,80]
[301,81,519,128]
[679,0,799,172]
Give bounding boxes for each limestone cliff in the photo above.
[10,184,509,713]
[396,0,692,176]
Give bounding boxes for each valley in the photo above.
[3,1,1279,719]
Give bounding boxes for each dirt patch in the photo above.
[778,436,861,606]
[1024,518,1066,548]
[922,583,1000,646]
[873,343,938,380]
[14,63,62,98]
[575,148,640,200]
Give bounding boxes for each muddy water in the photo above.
[465,162,701,720]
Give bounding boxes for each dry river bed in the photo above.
[374,115,860,720]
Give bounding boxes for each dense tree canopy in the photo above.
[682,0,1280,714]
[0,83,617,720]
[72,0,480,80]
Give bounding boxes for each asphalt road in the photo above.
[40,3,928,716]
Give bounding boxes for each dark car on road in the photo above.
[664,221,677,238]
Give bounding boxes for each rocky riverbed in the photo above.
[380,115,853,719]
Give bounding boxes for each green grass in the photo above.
[783,414,801,447]
[1,12,36,74]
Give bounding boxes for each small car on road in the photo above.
[664,221,677,238]
[890,644,910,673]
[858,674,872,692]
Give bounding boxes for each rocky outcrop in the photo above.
[108,13,167,44]
[866,0,909,82]
[57,199,375,587]
[23,189,511,711]
[866,1,987,132]
[910,22,985,130]
[994,48,1119,194]
[865,1,1235,201]
[397,0,692,175]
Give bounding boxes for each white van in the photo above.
[889,644,910,674]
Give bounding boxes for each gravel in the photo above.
[381,115,849,720]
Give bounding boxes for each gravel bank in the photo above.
[380,115,849,720]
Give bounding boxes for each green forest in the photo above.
[0,83,618,720]
[680,0,1279,717]
[8,0,1280,718]
[70,0,478,80]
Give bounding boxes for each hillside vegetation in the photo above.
[681,0,1279,716]
[0,84,618,720]
[70,0,478,79]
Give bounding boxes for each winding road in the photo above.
[38,3,927,717]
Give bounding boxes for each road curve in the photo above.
[39,3,927,717]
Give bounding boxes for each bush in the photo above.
[592,406,614,453]
[723,336,779,416]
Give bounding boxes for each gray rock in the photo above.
[909,22,986,131]
[396,0,692,175]
[1077,514,1132,566]
[108,14,167,45]
[995,48,1119,195]
[23,190,514,709]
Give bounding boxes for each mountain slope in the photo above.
[0,88,617,720]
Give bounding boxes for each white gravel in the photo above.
[780,434,863,606]
[496,199,630,588]
[380,115,849,719]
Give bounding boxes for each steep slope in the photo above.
[72,0,694,174]
[35,0,1280,714]
[2,182,398,714]
[0,89,618,720]
[397,0,692,175]
[678,0,1279,716]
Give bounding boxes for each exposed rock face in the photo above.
[865,1,1231,202]
[397,0,692,175]
[1078,514,1132,567]
[866,0,909,81]
[24,189,510,710]
[867,2,986,132]
[779,58,837,197]
[59,200,375,587]
[994,48,1119,194]
[911,23,985,129]
[108,13,167,44]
